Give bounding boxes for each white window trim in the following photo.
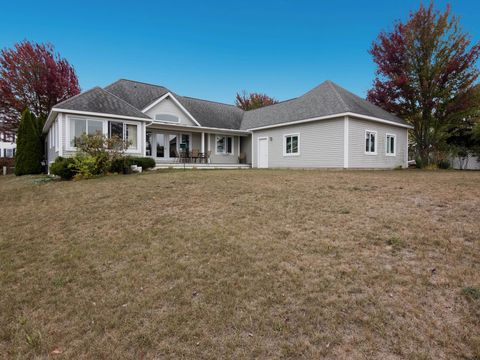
[283,133,300,157]
[65,115,141,153]
[365,130,377,155]
[386,133,396,156]
[215,134,234,155]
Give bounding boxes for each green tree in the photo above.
[15,109,43,175]
[367,2,480,166]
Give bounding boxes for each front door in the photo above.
[257,137,268,168]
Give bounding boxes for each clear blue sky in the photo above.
[1,0,479,104]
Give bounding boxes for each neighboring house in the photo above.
[43,79,412,169]
[0,131,16,158]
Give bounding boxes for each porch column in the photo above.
[201,132,205,153]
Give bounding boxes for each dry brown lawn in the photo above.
[0,169,479,359]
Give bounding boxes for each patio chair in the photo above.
[191,149,199,163]
[204,150,211,164]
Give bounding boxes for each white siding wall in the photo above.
[46,114,60,163]
[145,97,197,126]
[241,136,252,164]
[348,117,408,168]
[251,117,345,168]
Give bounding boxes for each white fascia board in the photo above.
[43,110,58,133]
[247,112,413,131]
[141,92,202,127]
[52,109,151,122]
[343,115,349,168]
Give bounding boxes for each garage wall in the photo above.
[251,117,345,168]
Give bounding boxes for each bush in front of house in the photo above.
[69,153,99,179]
[128,157,156,170]
[49,157,76,180]
[50,134,155,180]
[109,156,156,174]
[110,157,133,174]
[75,133,127,176]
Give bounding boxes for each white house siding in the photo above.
[207,134,241,164]
[144,97,197,127]
[191,133,202,150]
[348,117,408,168]
[251,117,345,168]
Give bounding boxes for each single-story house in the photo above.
[43,79,413,169]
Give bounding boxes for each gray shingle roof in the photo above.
[175,95,244,129]
[240,81,408,129]
[52,79,407,131]
[103,79,244,130]
[105,79,169,110]
[54,87,150,119]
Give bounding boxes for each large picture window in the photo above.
[386,134,396,156]
[365,130,377,155]
[68,117,139,151]
[108,121,138,150]
[70,118,103,147]
[70,118,86,147]
[216,135,233,155]
[283,134,300,156]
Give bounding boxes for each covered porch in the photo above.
[145,123,252,166]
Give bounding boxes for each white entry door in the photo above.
[257,137,269,168]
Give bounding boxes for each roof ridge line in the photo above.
[179,94,240,109]
[112,78,170,91]
[326,81,349,112]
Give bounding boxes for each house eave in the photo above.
[43,108,152,134]
[147,121,251,135]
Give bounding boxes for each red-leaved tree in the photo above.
[0,40,80,134]
[367,2,480,165]
[235,91,278,111]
